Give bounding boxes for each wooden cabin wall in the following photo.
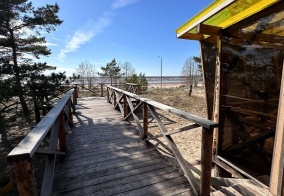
[200,41,217,120]
[270,63,284,195]
[216,35,284,178]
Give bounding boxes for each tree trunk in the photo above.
[10,28,30,117]
[188,84,193,96]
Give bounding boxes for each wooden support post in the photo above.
[73,85,78,105]
[14,159,37,196]
[72,94,76,113]
[41,117,60,195]
[143,103,148,139]
[138,85,141,95]
[59,112,67,152]
[68,98,73,125]
[107,87,110,103]
[113,91,117,107]
[76,85,79,98]
[270,63,284,195]
[123,95,128,118]
[213,34,222,155]
[100,83,103,97]
[200,127,213,196]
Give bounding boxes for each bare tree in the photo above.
[76,61,96,88]
[120,61,135,81]
[181,57,200,96]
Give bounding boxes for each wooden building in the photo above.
[176,0,284,195]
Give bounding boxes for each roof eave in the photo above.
[176,0,236,39]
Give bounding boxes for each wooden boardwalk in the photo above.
[52,97,193,195]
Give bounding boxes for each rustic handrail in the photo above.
[106,85,218,196]
[7,86,78,195]
[125,83,141,95]
[79,83,125,97]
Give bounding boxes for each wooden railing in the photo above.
[79,83,125,97]
[79,83,142,97]
[125,83,141,95]
[6,86,78,195]
[106,85,218,196]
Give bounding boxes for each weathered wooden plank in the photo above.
[115,177,190,196]
[41,155,56,196]
[54,152,162,177]
[41,115,61,196]
[114,91,124,114]
[200,127,214,196]
[210,190,227,196]
[220,186,243,196]
[212,159,243,180]
[53,162,172,194]
[224,129,275,153]
[54,166,175,195]
[143,103,148,139]
[113,176,189,196]
[232,183,260,195]
[14,159,37,195]
[61,141,153,161]
[165,124,200,136]
[148,105,199,195]
[230,107,277,121]
[55,147,158,171]
[126,96,144,136]
[196,24,222,35]
[35,149,65,156]
[124,101,143,120]
[148,183,192,196]
[58,112,67,152]
[54,161,167,192]
[7,89,74,161]
[270,61,284,195]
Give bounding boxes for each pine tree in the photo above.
[0,0,63,117]
[99,59,122,85]
[126,72,148,91]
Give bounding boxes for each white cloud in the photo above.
[58,0,139,61]
[37,42,57,46]
[111,0,139,9]
[58,17,111,61]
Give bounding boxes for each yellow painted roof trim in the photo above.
[176,0,281,39]
[176,0,235,38]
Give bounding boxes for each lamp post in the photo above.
[158,56,162,89]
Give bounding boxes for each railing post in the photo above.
[200,127,213,196]
[69,98,73,124]
[138,85,141,95]
[14,159,37,195]
[113,90,117,107]
[100,83,104,97]
[143,103,148,139]
[123,95,128,118]
[59,111,67,152]
[73,85,78,105]
[107,87,110,103]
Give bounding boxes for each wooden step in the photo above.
[211,180,272,196]
[211,177,250,190]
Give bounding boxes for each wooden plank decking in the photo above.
[52,97,194,195]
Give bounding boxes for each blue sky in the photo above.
[32,0,214,76]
